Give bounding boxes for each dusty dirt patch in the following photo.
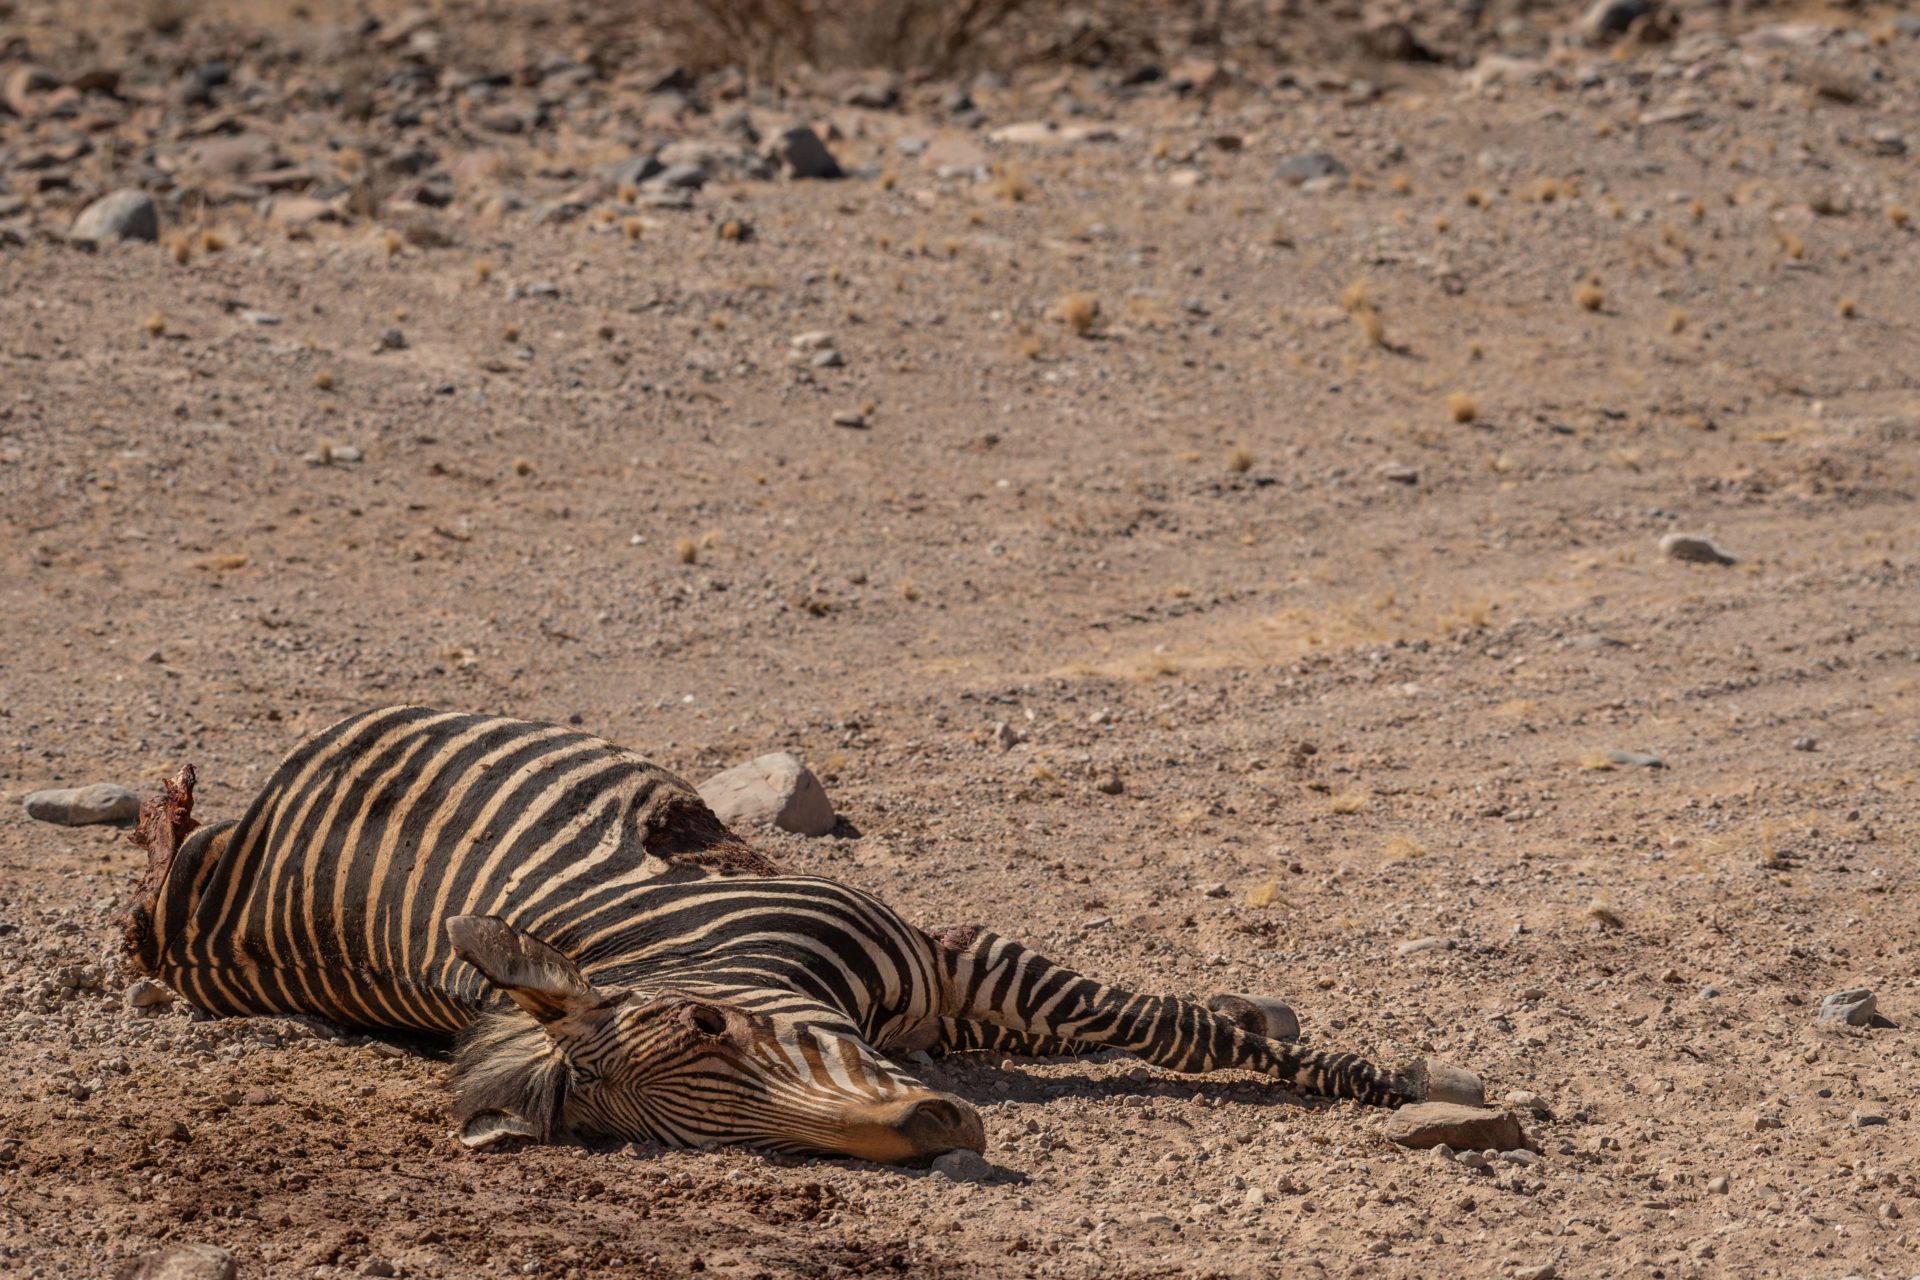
[3,1,1919,1276]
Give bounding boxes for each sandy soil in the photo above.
[3,1,1919,1276]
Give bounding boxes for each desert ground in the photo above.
[3,0,1919,1275]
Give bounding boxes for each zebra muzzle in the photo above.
[832,1092,985,1164]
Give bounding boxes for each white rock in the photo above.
[116,1244,236,1280]
[697,753,835,837]
[24,782,139,826]
[70,189,159,244]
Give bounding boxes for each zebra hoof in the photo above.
[1208,993,1300,1042]
[1398,1057,1484,1107]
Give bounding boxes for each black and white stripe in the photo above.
[124,706,1424,1161]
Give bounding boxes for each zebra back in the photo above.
[129,706,762,1035]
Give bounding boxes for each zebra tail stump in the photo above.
[120,763,198,961]
[109,707,1473,1164]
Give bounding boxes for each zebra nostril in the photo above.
[907,1099,962,1131]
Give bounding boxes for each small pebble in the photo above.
[126,979,174,1010]
[1698,985,1720,1001]
[931,1149,993,1183]
[832,409,868,429]
[1851,1110,1888,1128]
[1791,736,1817,752]
[1707,1175,1729,1194]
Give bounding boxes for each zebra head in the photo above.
[445,915,984,1163]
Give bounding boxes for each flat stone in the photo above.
[264,195,338,229]
[1607,749,1666,769]
[1276,152,1347,186]
[1818,989,1876,1026]
[1384,1102,1523,1151]
[1851,1109,1888,1128]
[765,124,842,180]
[698,753,835,837]
[70,189,159,244]
[24,782,139,825]
[114,1244,236,1280]
[1660,532,1737,565]
[988,121,1123,147]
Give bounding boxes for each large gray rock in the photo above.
[1580,0,1656,42]
[24,782,140,826]
[765,125,843,180]
[70,189,159,244]
[115,1243,236,1280]
[1819,989,1877,1026]
[1384,1102,1524,1151]
[698,753,836,836]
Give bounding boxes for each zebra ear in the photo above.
[447,914,612,1030]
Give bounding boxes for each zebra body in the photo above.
[123,706,1427,1161]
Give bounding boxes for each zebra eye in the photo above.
[685,1005,728,1038]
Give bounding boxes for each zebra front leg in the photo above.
[924,994,1297,1059]
[935,927,1424,1108]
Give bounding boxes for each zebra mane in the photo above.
[451,1008,573,1141]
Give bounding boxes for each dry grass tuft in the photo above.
[167,234,191,265]
[1356,307,1386,346]
[1586,897,1625,930]
[1384,835,1424,860]
[473,259,493,283]
[199,228,227,253]
[1340,279,1371,313]
[1463,188,1489,208]
[1327,791,1369,815]
[1446,392,1478,424]
[142,311,166,336]
[1890,204,1912,229]
[382,229,404,257]
[1666,309,1687,334]
[1836,297,1857,319]
[988,162,1031,205]
[1228,445,1254,473]
[675,536,698,565]
[1777,230,1806,260]
[1054,293,1099,337]
[1246,879,1278,909]
[313,370,335,391]
[1576,281,1605,311]
[1578,749,1617,771]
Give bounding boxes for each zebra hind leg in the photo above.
[931,995,1297,1060]
[937,928,1426,1108]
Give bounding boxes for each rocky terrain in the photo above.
[3,0,1919,1276]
